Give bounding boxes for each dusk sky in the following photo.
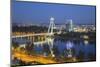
[12,1,96,25]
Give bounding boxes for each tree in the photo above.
[25,42,34,55]
[12,41,19,49]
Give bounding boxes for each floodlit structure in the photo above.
[48,17,56,35]
[66,19,73,32]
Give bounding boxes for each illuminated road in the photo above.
[13,50,57,64]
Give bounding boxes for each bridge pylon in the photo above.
[48,17,56,35]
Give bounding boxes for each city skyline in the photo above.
[12,1,96,25]
[11,1,96,66]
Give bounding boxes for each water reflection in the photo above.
[33,37,95,62]
[66,41,73,49]
[84,40,89,45]
[13,36,96,62]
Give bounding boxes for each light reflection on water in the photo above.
[13,37,96,61]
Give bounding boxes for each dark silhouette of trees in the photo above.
[12,25,48,33]
[43,44,51,56]
[12,41,19,49]
[88,53,96,61]
[25,42,34,55]
[77,50,85,62]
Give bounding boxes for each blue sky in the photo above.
[12,1,96,25]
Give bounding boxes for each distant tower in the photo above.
[70,19,73,31]
[48,17,55,35]
[66,19,73,32]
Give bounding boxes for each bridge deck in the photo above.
[12,33,53,38]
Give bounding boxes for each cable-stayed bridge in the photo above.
[12,17,61,39]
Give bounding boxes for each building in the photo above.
[65,19,73,32]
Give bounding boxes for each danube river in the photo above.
[12,36,96,64]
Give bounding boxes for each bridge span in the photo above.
[12,33,54,38]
